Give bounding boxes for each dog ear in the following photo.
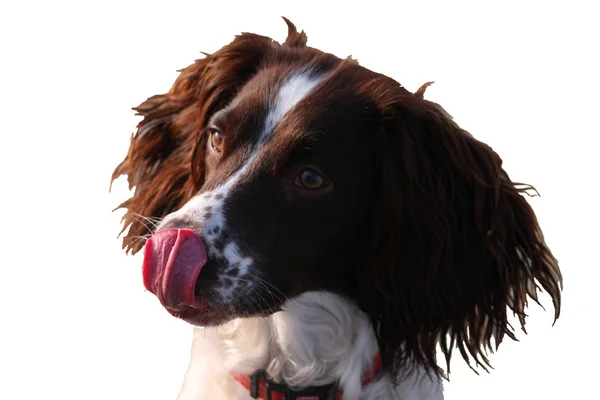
[356,87,563,380]
[111,33,274,254]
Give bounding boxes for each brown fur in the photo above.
[112,18,562,383]
[112,33,278,253]
[354,85,562,378]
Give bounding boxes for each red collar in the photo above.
[229,352,382,400]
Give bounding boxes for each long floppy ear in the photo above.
[357,85,563,380]
[110,36,266,253]
[111,19,309,254]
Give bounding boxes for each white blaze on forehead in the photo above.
[261,71,324,143]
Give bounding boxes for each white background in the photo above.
[1,1,598,399]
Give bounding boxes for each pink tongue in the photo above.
[142,228,208,310]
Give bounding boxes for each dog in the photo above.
[112,18,562,400]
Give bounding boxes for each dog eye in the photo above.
[210,131,224,152]
[296,169,327,190]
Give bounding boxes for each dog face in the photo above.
[152,66,382,325]
[113,19,562,378]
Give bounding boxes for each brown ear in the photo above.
[356,88,563,380]
[111,33,274,254]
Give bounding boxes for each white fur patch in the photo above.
[176,292,444,400]
[262,72,324,142]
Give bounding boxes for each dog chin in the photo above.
[163,304,231,326]
[165,303,281,327]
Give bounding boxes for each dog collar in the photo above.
[229,352,382,400]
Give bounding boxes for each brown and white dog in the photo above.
[112,18,562,400]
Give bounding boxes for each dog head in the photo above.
[112,18,562,379]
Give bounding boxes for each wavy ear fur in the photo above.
[111,19,310,254]
[111,18,309,254]
[282,17,307,47]
[111,37,267,253]
[356,85,563,380]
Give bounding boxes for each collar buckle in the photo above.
[250,370,337,400]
